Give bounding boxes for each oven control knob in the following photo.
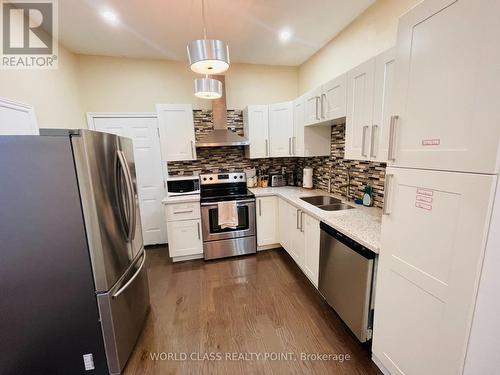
[209,177,213,181]
[233,176,237,179]
[203,177,207,181]
[240,175,243,179]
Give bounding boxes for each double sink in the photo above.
[300,196,355,211]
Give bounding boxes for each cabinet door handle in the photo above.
[296,209,300,229]
[370,124,378,158]
[190,140,195,159]
[315,97,320,120]
[361,125,369,157]
[293,136,296,155]
[197,222,201,239]
[265,139,269,157]
[321,93,327,119]
[388,115,399,161]
[173,209,193,214]
[259,199,262,216]
[300,211,304,232]
[382,174,394,215]
[288,137,292,156]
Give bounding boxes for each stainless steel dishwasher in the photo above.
[319,222,376,343]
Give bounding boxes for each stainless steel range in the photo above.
[200,172,256,260]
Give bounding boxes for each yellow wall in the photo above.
[77,55,298,112]
[0,44,86,128]
[298,0,421,93]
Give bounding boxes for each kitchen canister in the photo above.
[303,167,313,189]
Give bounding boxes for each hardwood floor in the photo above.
[124,247,381,375]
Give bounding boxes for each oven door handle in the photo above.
[200,199,255,206]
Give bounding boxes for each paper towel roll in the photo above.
[303,167,313,189]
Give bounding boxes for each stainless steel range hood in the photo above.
[195,75,249,147]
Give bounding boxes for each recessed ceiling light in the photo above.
[100,10,119,26]
[279,28,292,43]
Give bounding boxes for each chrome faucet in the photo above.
[338,168,352,201]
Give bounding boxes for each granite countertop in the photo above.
[161,194,200,205]
[249,186,382,254]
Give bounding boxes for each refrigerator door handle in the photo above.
[383,174,394,215]
[118,150,137,242]
[116,151,131,241]
[112,250,146,299]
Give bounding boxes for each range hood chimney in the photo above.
[195,75,249,147]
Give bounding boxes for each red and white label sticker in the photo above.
[416,195,433,204]
[415,188,434,211]
[416,188,433,197]
[415,202,432,211]
[422,139,441,146]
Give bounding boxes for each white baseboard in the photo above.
[172,253,204,263]
[257,244,281,251]
[372,354,392,375]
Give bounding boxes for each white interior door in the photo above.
[373,167,497,375]
[0,97,39,135]
[391,0,500,173]
[89,114,167,246]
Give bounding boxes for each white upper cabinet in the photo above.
[389,0,500,174]
[373,167,497,375]
[371,48,396,162]
[269,101,294,157]
[345,59,375,160]
[156,104,196,161]
[0,98,39,135]
[293,96,305,157]
[304,86,322,126]
[244,105,269,159]
[322,73,347,122]
[303,75,347,126]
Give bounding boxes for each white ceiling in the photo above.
[58,0,374,66]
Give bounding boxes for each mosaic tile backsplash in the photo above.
[167,110,387,208]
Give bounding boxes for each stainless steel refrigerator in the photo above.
[0,129,150,375]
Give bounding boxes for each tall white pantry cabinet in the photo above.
[372,1,500,375]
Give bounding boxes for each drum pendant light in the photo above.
[187,0,230,75]
[194,75,222,99]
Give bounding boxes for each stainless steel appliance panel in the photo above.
[72,130,136,292]
[97,250,150,375]
[319,222,375,342]
[0,135,108,374]
[204,236,257,260]
[201,200,256,242]
[118,136,144,260]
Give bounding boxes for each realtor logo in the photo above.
[1,0,58,69]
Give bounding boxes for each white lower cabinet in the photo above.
[372,167,497,375]
[165,202,203,260]
[302,214,320,287]
[256,196,279,247]
[278,198,321,287]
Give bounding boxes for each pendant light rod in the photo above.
[201,0,207,39]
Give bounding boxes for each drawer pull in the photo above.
[173,209,194,214]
